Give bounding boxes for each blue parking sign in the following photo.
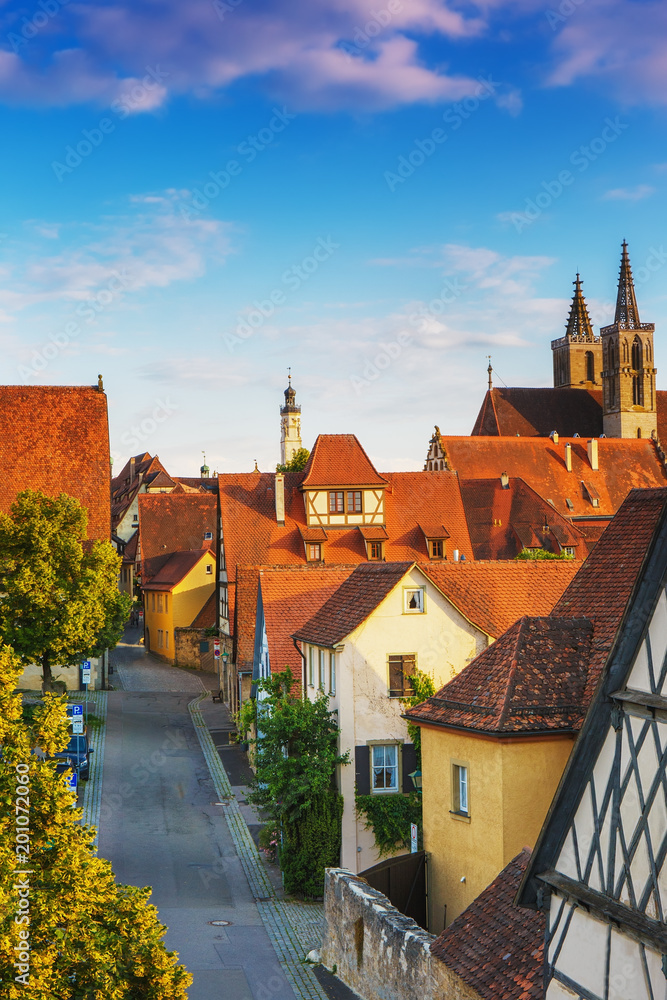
[68,705,83,717]
[66,771,77,791]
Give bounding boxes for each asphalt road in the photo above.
[100,631,297,1000]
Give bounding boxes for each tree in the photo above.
[248,670,348,896]
[515,548,574,560]
[0,644,192,998]
[0,491,132,692]
[276,448,310,473]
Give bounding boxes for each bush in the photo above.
[281,792,344,897]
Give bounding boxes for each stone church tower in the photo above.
[280,373,302,465]
[601,242,657,439]
[551,274,602,387]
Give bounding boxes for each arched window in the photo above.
[632,337,644,406]
[585,351,594,382]
[637,428,642,438]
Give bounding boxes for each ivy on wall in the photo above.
[355,792,422,857]
[400,669,436,763]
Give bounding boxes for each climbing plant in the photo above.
[355,792,422,857]
[400,669,435,763]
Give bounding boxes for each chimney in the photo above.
[453,549,460,562]
[565,442,572,472]
[275,473,285,525]
[587,438,599,471]
[500,471,509,490]
[550,431,559,444]
[130,456,136,481]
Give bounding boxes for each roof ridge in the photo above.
[495,617,527,729]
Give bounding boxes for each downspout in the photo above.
[292,637,307,693]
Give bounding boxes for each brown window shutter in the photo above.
[388,655,404,697]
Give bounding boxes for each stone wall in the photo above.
[321,869,480,1000]
[174,628,232,674]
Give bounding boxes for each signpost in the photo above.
[81,660,91,730]
[69,704,84,735]
[213,640,221,698]
[410,823,418,854]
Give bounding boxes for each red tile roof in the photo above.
[436,435,666,522]
[301,434,387,487]
[138,493,217,583]
[0,384,111,540]
[111,452,169,528]
[218,468,474,630]
[142,548,213,591]
[460,477,586,560]
[431,848,545,1000]
[471,386,667,442]
[410,486,667,735]
[406,616,592,734]
[190,591,217,628]
[261,565,357,679]
[421,561,579,638]
[293,562,414,647]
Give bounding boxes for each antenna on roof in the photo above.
[487,356,493,391]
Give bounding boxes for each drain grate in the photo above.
[209,920,231,926]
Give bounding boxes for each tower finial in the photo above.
[200,450,210,478]
[614,240,641,328]
[487,356,493,390]
[565,272,594,340]
[287,366,291,385]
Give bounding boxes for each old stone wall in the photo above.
[174,628,232,674]
[321,869,479,1000]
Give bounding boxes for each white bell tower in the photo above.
[280,370,302,465]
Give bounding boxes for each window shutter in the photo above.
[402,655,416,694]
[355,746,370,795]
[401,743,418,792]
[388,656,404,697]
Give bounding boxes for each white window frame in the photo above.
[403,587,425,614]
[206,564,213,574]
[318,649,326,691]
[329,652,336,695]
[308,646,315,687]
[451,760,470,817]
[370,743,400,794]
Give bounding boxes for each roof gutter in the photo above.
[292,636,308,692]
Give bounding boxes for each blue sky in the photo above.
[1,0,666,474]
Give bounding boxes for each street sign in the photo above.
[410,823,418,854]
[213,640,221,659]
[81,660,91,685]
[68,705,83,717]
[66,771,77,791]
[72,719,83,734]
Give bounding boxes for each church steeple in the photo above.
[280,369,302,465]
[565,273,594,340]
[552,273,601,387]
[601,241,656,438]
[614,240,641,328]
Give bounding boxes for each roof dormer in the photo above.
[300,434,388,528]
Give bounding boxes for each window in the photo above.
[307,543,322,562]
[132,513,138,523]
[165,631,169,650]
[220,585,229,621]
[157,629,163,648]
[308,646,315,687]
[388,654,416,697]
[157,594,163,613]
[164,594,168,614]
[585,350,595,382]
[204,531,213,540]
[368,541,383,561]
[319,649,326,690]
[329,491,344,513]
[404,588,425,613]
[151,593,156,612]
[452,763,469,815]
[347,491,362,513]
[371,744,399,793]
[430,539,444,559]
[329,652,336,695]
[563,546,576,557]
[206,564,213,574]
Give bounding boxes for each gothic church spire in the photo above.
[565,273,594,341]
[614,240,641,328]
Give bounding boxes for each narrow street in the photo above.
[99,627,318,1000]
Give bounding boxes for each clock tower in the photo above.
[280,372,302,465]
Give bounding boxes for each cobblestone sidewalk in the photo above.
[189,692,327,1000]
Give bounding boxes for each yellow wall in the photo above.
[144,551,215,663]
[421,725,575,932]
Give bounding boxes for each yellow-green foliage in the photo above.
[0,646,191,998]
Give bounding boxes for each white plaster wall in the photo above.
[116,493,141,542]
[312,566,490,872]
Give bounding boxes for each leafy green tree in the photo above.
[276,448,310,473]
[515,548,574,560]
[248,669,348,895]
[0,644,192,998]
[0,490,132,692]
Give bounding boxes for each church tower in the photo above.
[280,372,302,465]
[551,274,601,387]
[601,242,657,438]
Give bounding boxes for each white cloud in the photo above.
[602,184,655,202]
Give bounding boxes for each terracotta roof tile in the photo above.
[191,591,217,628]
[438,435,666,521]
[421,561,578,638]
[0,384,111,540]
[138,493,217,583]
[407,617,592,733]
[471,386,667,442]
[293,563,414,647]
[301,434,387,487]
[141,548,212,590]
[219,467,474,630]
[432,848,545,1000]
[460,477,585,560]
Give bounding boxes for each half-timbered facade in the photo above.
[520,486,667,1000]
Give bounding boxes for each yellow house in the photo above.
[406,615,590,932]
[142,548,216,663]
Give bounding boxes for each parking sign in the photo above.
[81,660,91,685]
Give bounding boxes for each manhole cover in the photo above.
[209,920,231,926]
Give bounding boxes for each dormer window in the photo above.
[419,523,450,561]
[368,541,383,561]
[307,543,322,562]
[430,540,444,559]
[204,531,213,540]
